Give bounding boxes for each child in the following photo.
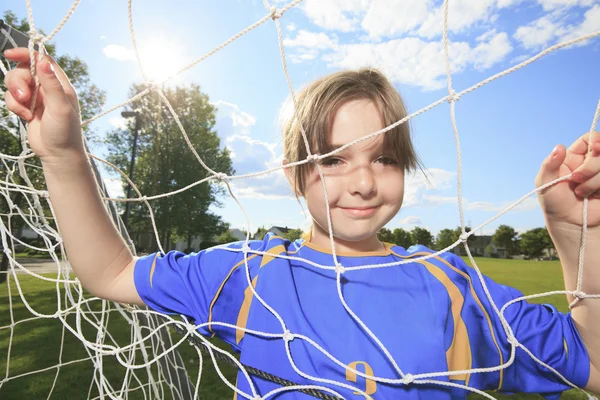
[3,47,600,399]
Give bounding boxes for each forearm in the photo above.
[549,221,600,389]
[42,152,135,297]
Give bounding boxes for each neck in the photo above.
[309,225,384,253]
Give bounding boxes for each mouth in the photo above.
[340,206,379,217]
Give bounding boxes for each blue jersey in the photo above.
[134,233,589,399]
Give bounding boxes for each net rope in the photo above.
[0,0,599,399]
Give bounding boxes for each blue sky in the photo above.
[3,0,600,237]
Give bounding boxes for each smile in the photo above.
[340,206,379,217]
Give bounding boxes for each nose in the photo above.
[348,165,376,197]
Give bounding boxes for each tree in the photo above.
[377,228,395,243]
[282,228,303,242]
[0,11,106,282]
[410,227,433,247]
[254,227,269,240]
[435,228,455,250]
[452,226,477,248]
[492,225,518,255]
[217,229,242,244]
[393,228,412,248]
[106,84,233,251]
[520,227,554,259]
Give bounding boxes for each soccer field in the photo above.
[0,257,590,399]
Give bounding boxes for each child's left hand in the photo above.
[536,131,600,231]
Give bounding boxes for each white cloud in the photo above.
[361,0,431,38]
[537,0,595,11]
[102,44,135,61]
[560,4,600,42]
[302,0,368,32]
[108,116,128,130]
[514,15,564,49]
[497,0,525,8]
[286,23,297,31]
[417,0,497,38]
[213,101,256,135]
[284,30,338,49]
[103,178,124,199]
[403,168,456,207]
[224,136,292,200]
[321,31,511,90]
[514,4,600,50]
[397,216,422,225]
[465,196,540,212]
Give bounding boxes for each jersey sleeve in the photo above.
[133,238,270,343]
[442,252,590,396]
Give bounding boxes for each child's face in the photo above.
[304,98,405,252]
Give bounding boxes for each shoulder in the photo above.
[203,232,293,255]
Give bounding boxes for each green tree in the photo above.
[0,11,105,282]
[520,227,554,259]
[254,227,269,240]
[377,227,395,243]
[105,84,232,251]
[410,227,433,247]
[435,228,455,250]
[217,229,241,244]
[393,228,412,248]
[492,225,518,255]
[282,228,303,242]
[452,226,476,248]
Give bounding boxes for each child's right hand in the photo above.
[3,48,84,164]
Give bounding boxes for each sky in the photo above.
[2,0,600,238]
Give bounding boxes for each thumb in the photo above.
[35,56,69,112]
[536,145,566,187]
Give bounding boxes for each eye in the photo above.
[320,157,342,167]
[376,156,398,165]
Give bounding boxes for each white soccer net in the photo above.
[1,0,600,399]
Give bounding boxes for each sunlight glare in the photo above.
[137,34,185,84]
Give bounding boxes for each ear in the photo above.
[283,159,300,196]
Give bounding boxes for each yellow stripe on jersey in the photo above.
[418,259,473,382]
[434,255,505,390]
[207,253,260,335]
[149,253,159,288]
[235,244,287,344]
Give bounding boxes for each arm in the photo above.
[547,223,600,394]
[536,132,600,393]
[3,47,142,305]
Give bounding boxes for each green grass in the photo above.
[0,258,591,399]
[0,273,236,399]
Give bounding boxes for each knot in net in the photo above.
[269,7,282,21]
[213,172,229,182]
[27,29,46,44]
[334,262,345,275]
[447,90,461,103]
[282,330,294,342]
[306,154,319,163]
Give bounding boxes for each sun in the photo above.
[137,34,186,84]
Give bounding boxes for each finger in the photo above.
[536,144,567,187]
[571,135,600,184]
[4,63,34,104]
[35,57,72,114]
[567,132,600,156]
[3,48,38,63]
[4,90,33,120]
[574,173,600,198]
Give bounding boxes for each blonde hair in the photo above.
[281,68,422,196]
